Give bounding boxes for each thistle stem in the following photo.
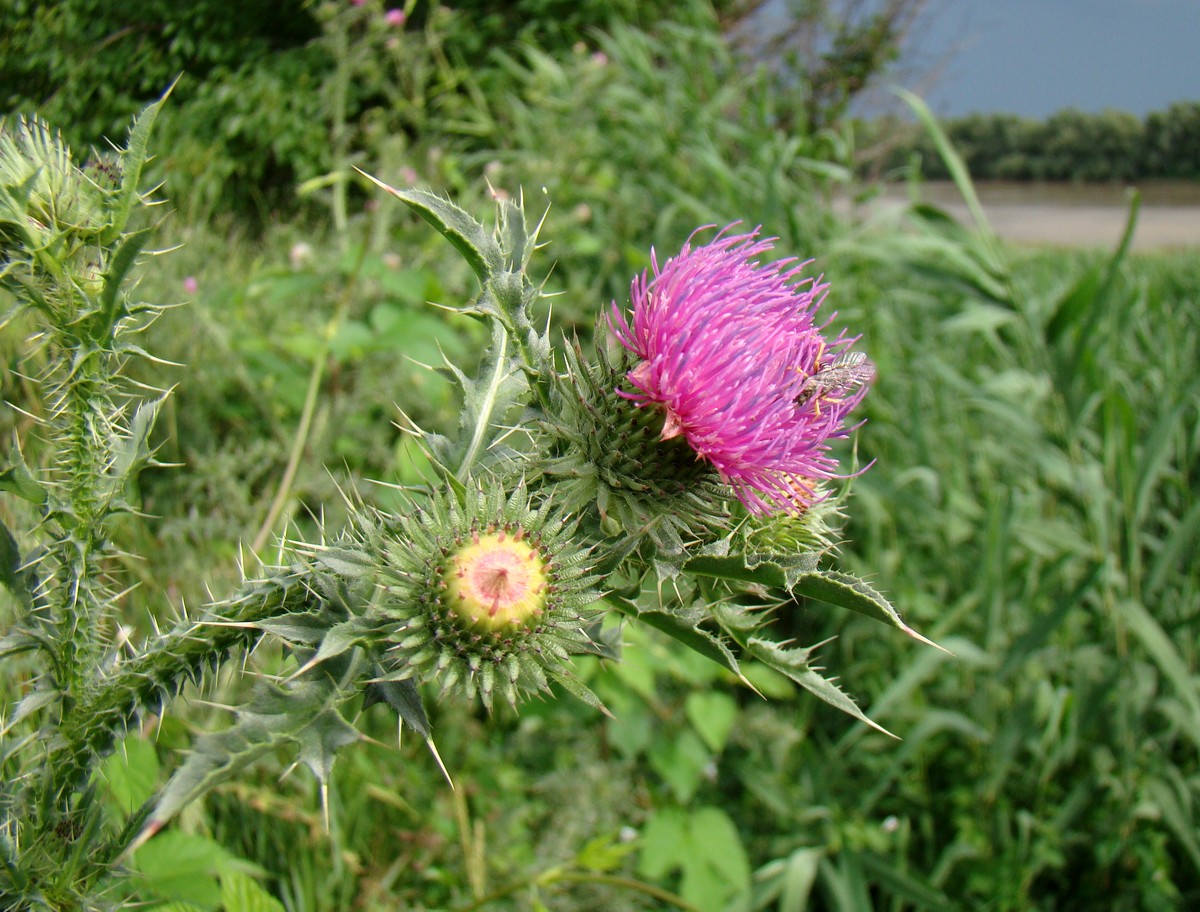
[42,568,318,819]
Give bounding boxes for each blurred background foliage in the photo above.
[2,0,1199,909]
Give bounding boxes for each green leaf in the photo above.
[0,518,33,611]
[295,706,361,791]
[893,87,999,255]
[252,608,341,646]
[855,851,959,911]
[648,728,711,803]
[0,460,46,505]
[220,870,286,912]
[748,638,895,737]
[93,226,153,342]
[363,677,431,740]
[105,394,165,499]
[684,554,785,587]
[106,79,176,242]
[131,831,240,910]
[357,173,501,283]
[2,687,59,735]
[685,691,737,754]
[606,594,744,682]
[496,196,533,271]
[435,319,528,480]
[637,807,688,880]
[141,681,360,840]
[639,807,750,912]
[102,734,160,818]
[790,571,948,653]
[686,557,943,653]
[680,807,750,912]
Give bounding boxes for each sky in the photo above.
[905,0,1200,117]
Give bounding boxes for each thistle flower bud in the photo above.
[360,481,605,710]
[540,332,731,561]
[443,531,548,632]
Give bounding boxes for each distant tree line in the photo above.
[871,103,1200,182]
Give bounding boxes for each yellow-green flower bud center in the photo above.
[443,532,547,631]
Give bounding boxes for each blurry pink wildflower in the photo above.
[183,276,199,295]
[384,8,406,25]
[609,227,871,515]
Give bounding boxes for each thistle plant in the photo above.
[0,99,939,909]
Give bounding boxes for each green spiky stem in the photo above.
[40,568,319,822]
[48,367,111,703]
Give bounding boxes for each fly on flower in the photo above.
[796,349,876,414]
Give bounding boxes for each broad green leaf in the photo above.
[680,807,750,912]
[685,691,736,754]
[132,831,239,911]
[637,807,688,880]
[648,729,711,803]
[102,734,160,818]
[220,870,286,912]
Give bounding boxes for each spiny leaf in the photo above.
[790,570,949,653]
[0,460,46,505]
[93,225,154,342]
[357,173,501,283]
[105,78,176,242]
[606,594,746,685]
[687,556,944,653]
[747,637,895,737]
[138,681,360,843]
[105,395,166,496]
[363,676,431,740]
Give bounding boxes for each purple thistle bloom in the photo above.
[609,226,872,516]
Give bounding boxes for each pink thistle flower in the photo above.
[384,8,406,25]
[609,226,872,515]
[182,276,199,295]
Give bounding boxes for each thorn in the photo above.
[425,737,454,790]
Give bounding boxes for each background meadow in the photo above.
[2,1,1198,909]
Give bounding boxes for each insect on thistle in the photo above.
[795,348,875,413]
